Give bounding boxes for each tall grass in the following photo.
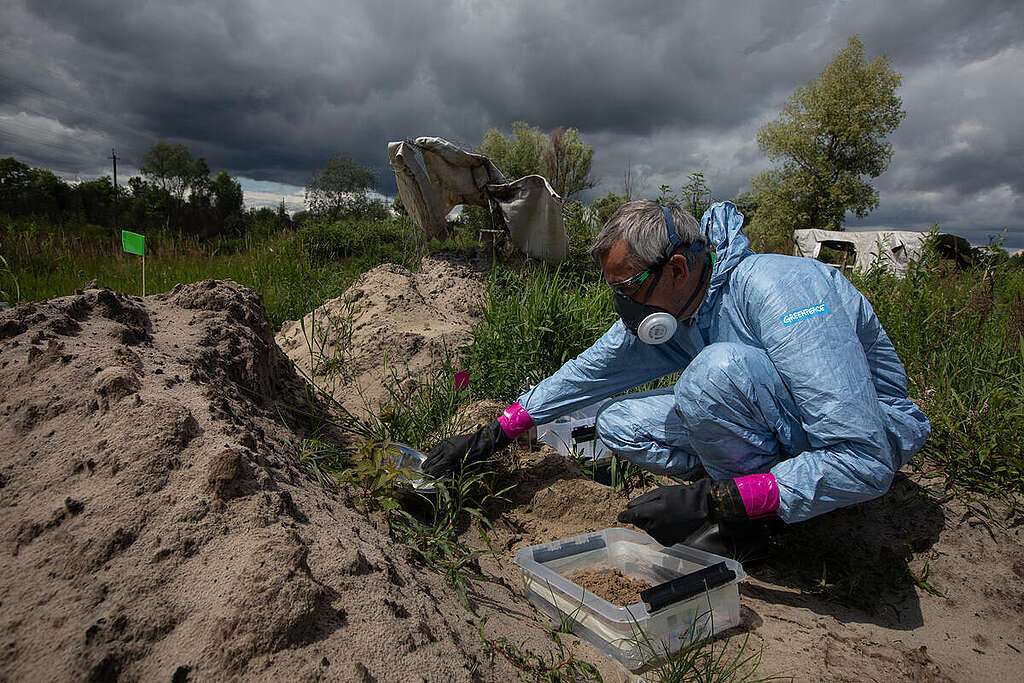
[7,210,1021,497]
[469,265,616,401]
[0,216,423,328]
[852,243,1024,498]
[467,239,1023,497]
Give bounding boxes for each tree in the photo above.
[543,126,596,200]
[592,191,630,226]
[479,121,596,200]
[211,171,243,221]
[730,190,759,228]
[188,157,213,209]
[750,36,905,247]
[304,154,376,219]
[141,141,194,202]
[480,121,547,181]
[680,172,712,221]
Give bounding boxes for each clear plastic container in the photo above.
[535,402,610,461]
[514,528,746,670]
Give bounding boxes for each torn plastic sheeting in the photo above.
[388,136,568,263]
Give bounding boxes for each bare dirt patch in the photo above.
[0,280,613,682]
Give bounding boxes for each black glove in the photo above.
[617,479,748,546]
[421,420,511,477]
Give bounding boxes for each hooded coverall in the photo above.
[514,202,930,523]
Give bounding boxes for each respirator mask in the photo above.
[608,206,712,345]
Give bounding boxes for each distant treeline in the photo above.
[0,145,295,239]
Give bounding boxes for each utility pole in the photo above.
[111,149,119,233]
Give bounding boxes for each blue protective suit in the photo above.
[515,202,930,523]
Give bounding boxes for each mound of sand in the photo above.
[0,281,547,681]
[276,253,486,417]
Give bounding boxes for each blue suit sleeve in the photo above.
[516,320,693,425]
[740,260,899,522]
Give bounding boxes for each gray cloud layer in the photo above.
[1,0,1021,246]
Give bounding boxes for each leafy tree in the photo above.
[544,126,596,200]
[673,172,712,221]
[480,121,547,181]
[592,191,630,226]
[141,141,195,202]
[188,157,213,209]
[0,157,34,212]
[480,121,596,200]
[749,36,905,249]
[211,170,243,224]
[0,158,70,220]
[730,190,759,227]
[305,154,377,219]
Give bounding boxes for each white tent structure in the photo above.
[792,229,975,276]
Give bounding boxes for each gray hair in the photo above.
[590,200,708,270]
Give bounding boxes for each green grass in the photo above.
[0,216,424,328]
[626,600,784,683]
[8,211,1022,627]
[851,240,1024,499]
[468,264,616,402]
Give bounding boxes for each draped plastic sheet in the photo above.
[388,137,568,263]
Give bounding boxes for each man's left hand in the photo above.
[617,478,751,546]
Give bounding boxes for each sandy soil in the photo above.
[276,252,486,417]
[2,258,1022,682]
[0,280,584,681]
[567,569,653,607]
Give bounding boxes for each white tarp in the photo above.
[388,137,568,263]
[793,229,933,276]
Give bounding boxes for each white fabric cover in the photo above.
[388,137,568,263]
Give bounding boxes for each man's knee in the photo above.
[594,397,634,450]
[674,342,768,405]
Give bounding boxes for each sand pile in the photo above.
[0,281,539,682]
[276,253,485,417]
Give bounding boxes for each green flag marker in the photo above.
[121,230,145,255]
[121,230,146,295]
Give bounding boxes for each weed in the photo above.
[339,440,414,512]
[389,457,513,612]
[0,253,19,303]
[907,559,945,598]
[541,580,588,635]
[852,234,1024,498]
[478,616,604,682]
[469,264,615,402]
[336,357,470,451]
[293,437,347,489]
[627,598,786,683]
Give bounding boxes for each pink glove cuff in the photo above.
[498,402,534,439]
[734,473,779,519]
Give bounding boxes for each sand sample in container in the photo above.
[566,567,653,606]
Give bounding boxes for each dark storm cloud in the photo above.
[1,0,1022,246]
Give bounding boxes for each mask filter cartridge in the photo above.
[636,312,677,344]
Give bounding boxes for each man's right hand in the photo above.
[421,420,512,477]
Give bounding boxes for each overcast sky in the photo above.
[2,0,1022,247]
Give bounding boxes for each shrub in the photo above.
[299,216,410,263]
[851,238,1024,497]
